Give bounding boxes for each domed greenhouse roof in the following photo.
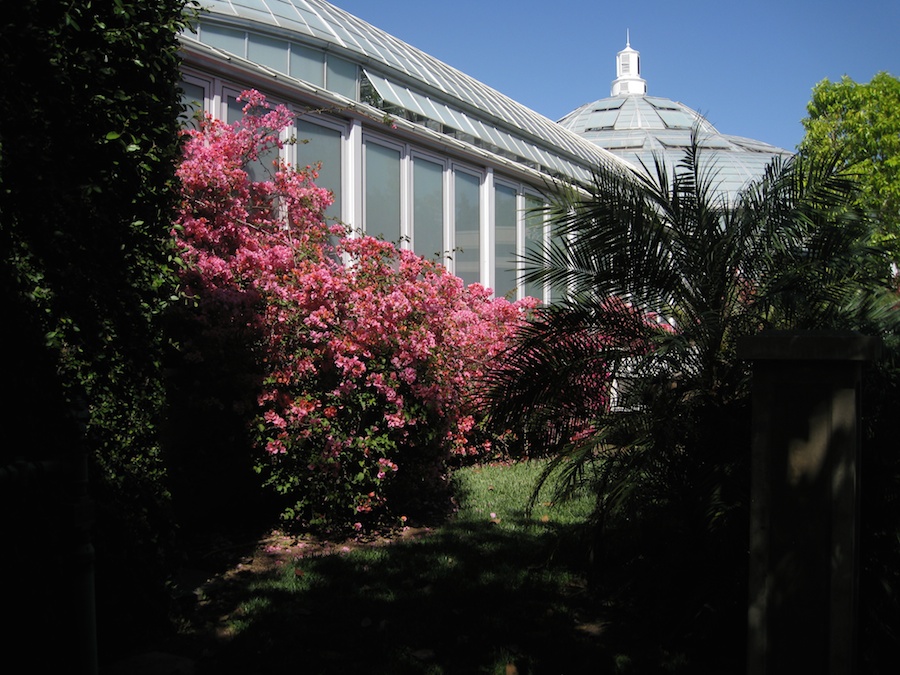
[557,38,793,198]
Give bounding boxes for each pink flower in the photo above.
[264,410,287,429]
[266,439,287,455]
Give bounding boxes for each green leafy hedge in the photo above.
[0,0,196,665]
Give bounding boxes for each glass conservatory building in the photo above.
[178,1,790,300]
[178,0,632,301]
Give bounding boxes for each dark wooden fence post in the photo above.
[739,331,880,675]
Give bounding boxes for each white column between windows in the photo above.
[399,147,411,249]
[482,168,495,294]
[442,163,452,270]
[346,119,363,235]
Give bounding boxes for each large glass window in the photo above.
[413,157,444,261]
[327,56,358,99]
[454,171,481,286]
[200,23,245,56]
[179,80,205,127]
[227,94,280,184]
[364,141,401,244]
[248,34,289,74]
[296,119,343,222]
[548,228,569,304]
[523,194,545,302]
[290,43,325,86]
[494,184,518,299]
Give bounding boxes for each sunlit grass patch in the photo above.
[452,459,594,529]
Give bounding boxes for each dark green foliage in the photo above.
[482,131,898,671]
[859,336,900,673]
[800,72,900,262]
[0,0,195,665]
[161,295,274,533]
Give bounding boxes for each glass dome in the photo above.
[558,39,793,198]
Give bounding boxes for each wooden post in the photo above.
[739,332,879,675]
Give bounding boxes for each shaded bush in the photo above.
[0,0,195,666]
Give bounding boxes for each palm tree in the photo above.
[480,130,897,670]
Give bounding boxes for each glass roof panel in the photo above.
[696,137,736,149]
[231,0,272,11]
[645,96,680,111]
[473,120,506,148]
[420,97,459,129]
[397,89,430,118]
[449,109,481,139]
[657,109,695,129]
[584,110,620,130]
[500,131,531,159]
[365,71,411,113]
[593,99,625,112]
[272,1,332,37]
[229,0,277,24]
[596,136,645,150]
[487,129,521,157]
[730,136,789,153]
[518,142,547,166]
[615,104,663,130]
[431,100,470,134]
[656,138,692,148]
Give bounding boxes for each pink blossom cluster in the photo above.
[174,91,535,531]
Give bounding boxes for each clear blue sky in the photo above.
[333,0,899,152]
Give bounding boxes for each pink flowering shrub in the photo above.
[174,91,535,532]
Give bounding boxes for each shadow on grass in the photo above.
[193,516,611,675]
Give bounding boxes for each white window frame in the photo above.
[179,71,213,121]
[409,149,449,264]
[291,111,349,226]
[361,132,407,245]
[521,189,549,303]
[448,162,485,285]
[492,175,521,300]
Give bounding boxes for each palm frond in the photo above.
[484,134,897,540]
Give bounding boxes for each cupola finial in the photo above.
[611,34,647,97]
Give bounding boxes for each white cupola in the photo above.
[611,31,647,97]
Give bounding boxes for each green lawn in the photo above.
[188,460,612,674]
